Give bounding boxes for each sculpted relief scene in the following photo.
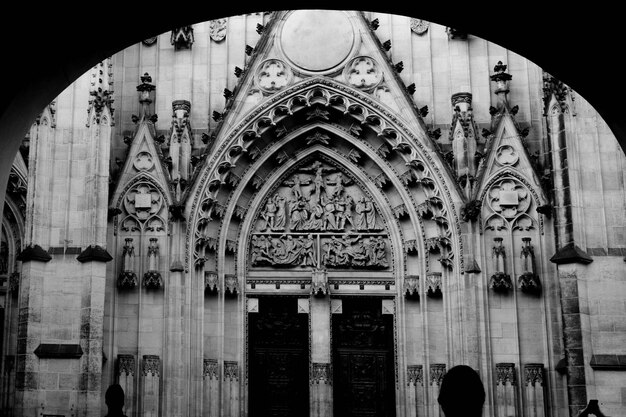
[251,159,389,269]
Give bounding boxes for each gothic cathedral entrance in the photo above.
[332,297,396,417]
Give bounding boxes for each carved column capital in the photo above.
[203,358,218,380]
[142,355,160,377]
[524,363,544,387]
[407,365,423,386]
[430,363,446,386]
[311,363,331,385]
[496,363,516,386]
[117,354,136,376]
[224,361,239,381]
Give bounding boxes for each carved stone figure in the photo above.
[122,238,135,272]
[322,196,338,231]
[274,194,287,230]
[119,238,138,289]
[301,234,316,267]
[289,197,310,230]
[144,238,162,289]
[261,195,278,231]
[355,196,377,231]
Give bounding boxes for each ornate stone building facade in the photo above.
[1,9,625,417]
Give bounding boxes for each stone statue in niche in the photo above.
[143,238,162,289]
[118,238,138,289]
[490,237,512,292]
[518,237,541,294]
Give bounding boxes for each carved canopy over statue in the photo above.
[250,159,389,270]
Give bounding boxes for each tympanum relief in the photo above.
[250,160,389,270]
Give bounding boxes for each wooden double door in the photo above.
[248,296,395,417]
[332,297,396,417]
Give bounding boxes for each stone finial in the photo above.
[87,59,114,126]
[490,61,512,104]
[451,92,472,112]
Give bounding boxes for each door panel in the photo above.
[333,297,395,417]
[249,297,309,417]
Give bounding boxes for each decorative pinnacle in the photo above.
[490,61,512,96]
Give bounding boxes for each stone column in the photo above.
[202,358,219,416]
[116,354,136,416]
[141,355,161,417]
[406,365,424,417]
[429,363,446,417]
[495,363,517,417]
[524,364,546,417]
[310,292,332,416]
[223,361,240,416]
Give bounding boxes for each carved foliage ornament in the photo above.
[209,19,227,42]
[410,19,429,35]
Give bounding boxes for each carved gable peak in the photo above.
[208,10,431,154]
[473,113,545,203]
[110,122,172,207]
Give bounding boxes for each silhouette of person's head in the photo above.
[438,365,485,417]
[105,384,126,416]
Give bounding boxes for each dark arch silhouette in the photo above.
[0,3,622,223]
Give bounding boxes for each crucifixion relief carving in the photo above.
[251,159,389,270]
